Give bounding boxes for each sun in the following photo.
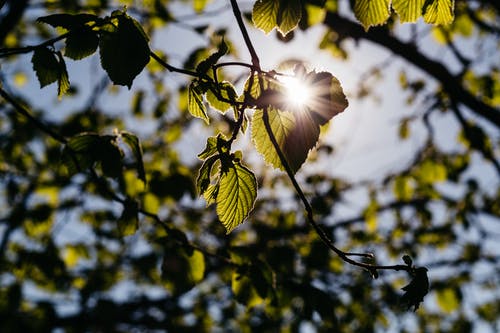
[279,75,312,109]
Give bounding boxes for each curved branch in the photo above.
[323,12,500,128]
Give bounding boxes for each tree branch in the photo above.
[323,11,500,128]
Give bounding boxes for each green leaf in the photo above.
[252,107,295,171]
[55,52,70,98]
[198,136,218,159]
[392,0,425,23]
[423,0,455,25]
[276,0,302,36]
[215,160,257,234]
[188,81,209,123]
[64,29,99,60]
[120,131,146,184]
[252,0,279,34]
[61,133,101,175]
[206,81,237,113]
[32,47,60,88]
[99,12,150,88]
[354,0,391,30]
[197,155,219,195]
[252,0,302,36]
[37,13,99,30]
[196,39,228,74]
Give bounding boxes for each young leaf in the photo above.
[197,155,219,195]
[196,39,228,74]
[354,0,391,30]
[198,136,218,160]
[188,81,209,123]
[401,267,429,311]
[216,160,257,234]
[37,13,99,30]
[64,29,99,60]
[120,131,146,184]
[55,52,70,98]
[252,0,279,34]
[99,12,150,88]
[423,0,455,25]
[206,81,237,113]
[32,47,60,88]
[392,0,425,23]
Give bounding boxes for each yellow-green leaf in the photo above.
[392,0,425,23]
[216,160,257,234]
[423,0,455,25]
[187,250,205,283]
[252,108,295,171]
[252,0,279,34]
[206,81,237,113]
[436,288,460,313]
[354,0,391,30]
[188,81,209,123]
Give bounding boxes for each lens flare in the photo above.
[279,76,312,109]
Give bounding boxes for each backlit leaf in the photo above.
[188,81,209,123]
[423,0,455,25]
[61,133,101,175]
[198,136,218,159]
[32,47,60,88]
[216,160,257,234]
[99,12,150,88]
[392,0,425,23]
[64,29,99,60]
[206,81,237,113]
[197,155,219,195]
[252,0,302,36]
[196,39,228,74]
[276,0,302,36]
[252,0,279,34]
[252,107,295,171]
[354,0,391,30]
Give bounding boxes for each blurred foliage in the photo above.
[0,0,499,332]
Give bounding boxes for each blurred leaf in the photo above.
[99,11,150,88]
[436,287,460,313]
[121,131,146,184]
[186,250,205,283]
[118,198,139,236]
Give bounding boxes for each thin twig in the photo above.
[229,0,260,69]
